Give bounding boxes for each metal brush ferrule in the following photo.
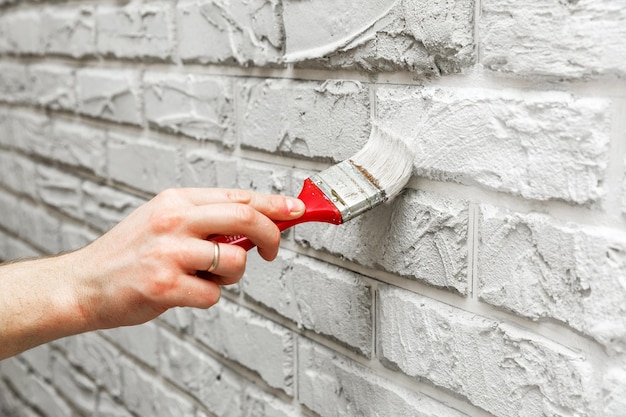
[310,160,384,222]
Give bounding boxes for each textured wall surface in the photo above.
[0,1,625,416]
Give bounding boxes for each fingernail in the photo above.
[286,198,305,215]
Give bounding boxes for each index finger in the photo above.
[181,188,305,222]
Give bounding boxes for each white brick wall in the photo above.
[1,1,625,416]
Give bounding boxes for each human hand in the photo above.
[67,188,305,331]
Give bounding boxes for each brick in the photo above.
[0,231,40,261]
[82,182,145,232]
[235,160,293,195]
[0,359,73,417]
[17,202,61,254]
[0,10,42,54]
[76,68,142,125]
[59,222,97,252]
[282,0,475,74]
[49,119,107,176]
[377,285,600,416]
[0,152,38,199]
[144,72,234,144]
[192,299,294,395]
[158,307,193,333]
[158,328,244,417]
[104,322,159,368]
[28,64,76,110]
[481,0,626,79]
[65,333,122,398]
[36,165,83,219]
[107,132,178,193]
[51,352,97,415]
[0,62,30,103]
[41,5,96,57]
[298,338,469,417]
[119,356,196,417]
[376,86,610,204]
[6,110,51,158]
[295,189,469,293]
[180,147,238,189]
[242,384,300,417]
[603,357,626,417]
[97,391,134,417]
[238,79,370,162]
[243,250,373,356]
[20,344,53,381]
[96,2,173,60]
[478,205,626,351]
[177,0,283,66]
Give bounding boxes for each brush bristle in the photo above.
[349,124,414,200]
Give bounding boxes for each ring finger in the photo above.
[182,239,247,286]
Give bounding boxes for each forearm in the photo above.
[0,252,89,360]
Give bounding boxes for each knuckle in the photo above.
[233,204,257,227]
[225,189,253,205]
[148,209,184,233]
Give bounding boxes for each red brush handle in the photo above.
[208,178,342,251]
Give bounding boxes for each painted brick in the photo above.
[282,0,475,74]
[64,333,122,398]
[49,119,107,176]
[41,5,96,57]
[36,165,83,219]
[378,285,600,417]
[0,193,21,237]
[19,344,53,382]
[177,0,283,66]
[192,299,294,395]
[0,10,42,55]
[51,352,97,415]
[6,110,51,158]
[96,2,173,60]
[28,64,76,110]
[144,72,234,144]
[107,132,178,193]
[376,86,610,204]
[0,378,23,417]
[97,391,134,417]
[82,182,146,232]
[119,356,196,417]
[0,62,30,103]
[103,323,159,369]
[238,79,370,162]
[296,189,469,293]
[242,384,300,417]
[603,357,626,417]
[478,205,626,351]
[298,337,469,417]
[17,202,62,254]
[0,231,40,261]
[243,250,373,356]
[59,222,97,253]
[481,0,626,79]
[76,68,142,125]
[0,359,73,417]
[158,328,244,417]
[180,147,238,189]
[235,160,293,195]
[0,152,38,199]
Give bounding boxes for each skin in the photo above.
[0,188,305,360]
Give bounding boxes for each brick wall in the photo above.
[0,1,625,416]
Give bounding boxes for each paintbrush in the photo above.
[210,124,414,250]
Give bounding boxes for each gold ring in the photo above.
[208,242,220,273]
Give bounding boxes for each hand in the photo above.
[0,188,305,360]
[71,188,305,330]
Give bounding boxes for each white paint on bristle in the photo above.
[350,124,414,200]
